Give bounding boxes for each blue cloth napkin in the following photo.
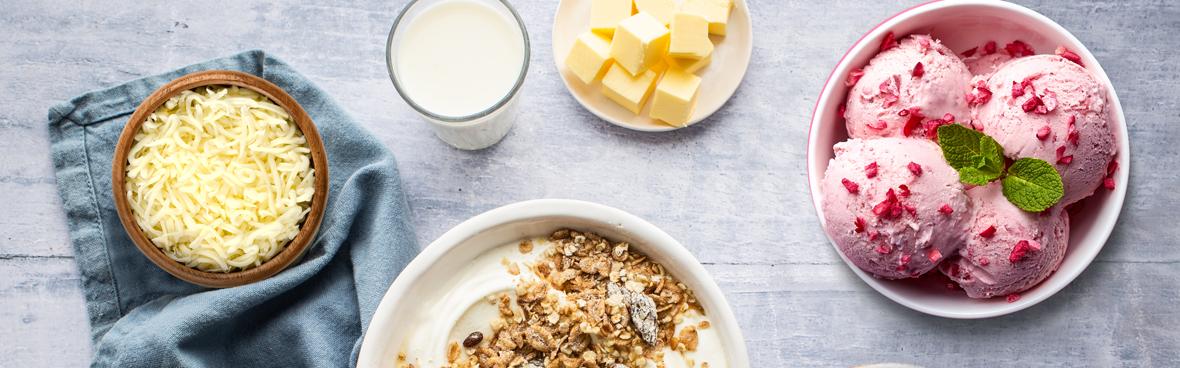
[47,50,418,367]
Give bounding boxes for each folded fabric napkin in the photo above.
[47,50,418,367]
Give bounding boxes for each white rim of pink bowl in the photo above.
[806,0,1130,318]
[357,199,751,367]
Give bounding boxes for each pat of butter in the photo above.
[590,0,633,36]
[650,67,702,126]
[602,62,661,114]
[610,12,671,76]
[634,0,676,25]
[666,53,711,73]
[566,32,614,85]
[668,13,713,59]
[680,0,732,36]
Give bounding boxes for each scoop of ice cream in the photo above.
[940,183,1069,298]
[971,54,1116,205]
[964,53,1013,78]
[822,138,970,279]
[844,34,973,139]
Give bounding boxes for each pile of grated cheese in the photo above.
[125,85,315,273]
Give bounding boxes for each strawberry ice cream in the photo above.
[821,138,970,279]
[971,54,1116,206]
[823,31,1117,299]
[964,53,1012,79]
[843,34,972,139]
[940,183,1069,298]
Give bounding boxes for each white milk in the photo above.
[394,0,526,118]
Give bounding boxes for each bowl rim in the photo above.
[549,0,754,132]
[805,0,1130,318]
[357,198,751,367]
[110,70,330,288]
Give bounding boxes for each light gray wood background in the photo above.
[1,0,1176,366]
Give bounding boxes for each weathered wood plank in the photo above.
[0,257,92,367]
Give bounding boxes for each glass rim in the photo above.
[385,0,531,124]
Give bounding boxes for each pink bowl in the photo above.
[807,0,1130,318]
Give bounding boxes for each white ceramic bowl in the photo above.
[552,0,753,131]
[357,199,749,367]
[807,0,1129,318]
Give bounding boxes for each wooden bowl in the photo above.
[111,70,329,288]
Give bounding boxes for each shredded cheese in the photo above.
[126,85,315,272]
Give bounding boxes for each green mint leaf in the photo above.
[937,124,1005,185]
[1002,158,1065,212]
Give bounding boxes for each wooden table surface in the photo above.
[1,1,1177,366]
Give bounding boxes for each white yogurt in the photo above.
[394,0,526,118]
[397,238,728,367]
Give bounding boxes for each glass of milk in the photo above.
[386,0,530,150]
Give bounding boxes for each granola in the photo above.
[434,229,708,368]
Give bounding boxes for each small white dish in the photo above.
[552,0,753,131]
[357,199,750,367]
[807,0,1129,319]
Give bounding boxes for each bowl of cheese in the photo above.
[111,70,329,288]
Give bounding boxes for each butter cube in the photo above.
[668,13,713,59]
[650,67,702,126]
[666,53,712,73]
[609,12,671,76]
[566,32,614,85]
[590,0,633,36]
[602,62,661,114]
[680,0,732,36]
[634,0,676,25]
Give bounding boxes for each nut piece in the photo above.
[446,341,461,363]
[525,325,555,352]
[627,290,660,345]
[611,242,630,261]
[676,325,699,351]
[608,283,659,345]
[462,331,483,348]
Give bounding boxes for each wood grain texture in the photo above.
[1,0,1177,366]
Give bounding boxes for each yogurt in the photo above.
[393,0,526,118]
[396,237,728,367]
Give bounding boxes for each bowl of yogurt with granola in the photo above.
[357,199,748,368]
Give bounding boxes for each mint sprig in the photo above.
[936,125,1064,212]
[1002,158,1065,212]
[937,124,1005,185]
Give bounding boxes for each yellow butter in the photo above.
[668,13,713,59]
[609,12,671,76]
[650,67,702,126]
[602,62,661,114]
[665,53,711,73]
[565,32,614,85]
[633,0,676,25]
[591,0,633,35]
[680,0,732,36]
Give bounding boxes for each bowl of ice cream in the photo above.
[807,0,1129,318]
[357,199,748,367]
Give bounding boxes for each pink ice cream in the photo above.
[964,53,1013,78]
[843,35,973,139]
[822,138,970,279]
[971,55,1116,205]
[940,183,1069,298]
